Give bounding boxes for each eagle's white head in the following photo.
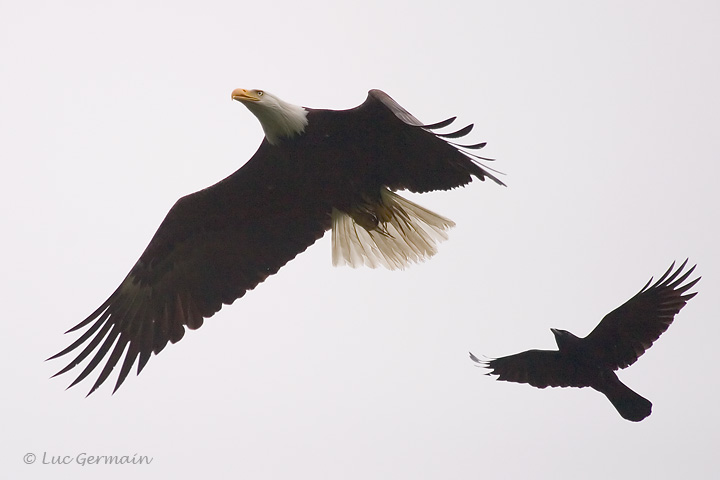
[231,88,309,145]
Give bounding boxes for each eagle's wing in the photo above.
[583,260,700,370]
[471,350,592,388]
[49,143,330,395]
[304,90,504,270]
[359,89,505,191]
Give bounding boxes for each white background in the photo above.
[3,1,718,478]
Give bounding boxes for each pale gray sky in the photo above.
[3,1,719,478]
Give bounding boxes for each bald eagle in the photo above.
[50,88,504,395]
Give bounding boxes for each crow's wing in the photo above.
[583,260,699,370]
[471,350,593,388]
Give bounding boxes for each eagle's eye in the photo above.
[256,90,264,97]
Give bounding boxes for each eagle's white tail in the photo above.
[331,189,455,270]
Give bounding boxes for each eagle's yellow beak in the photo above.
[231,88,259,102]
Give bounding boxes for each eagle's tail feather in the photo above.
[331,188,455,270]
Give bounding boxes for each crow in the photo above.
[470,260,699,422]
